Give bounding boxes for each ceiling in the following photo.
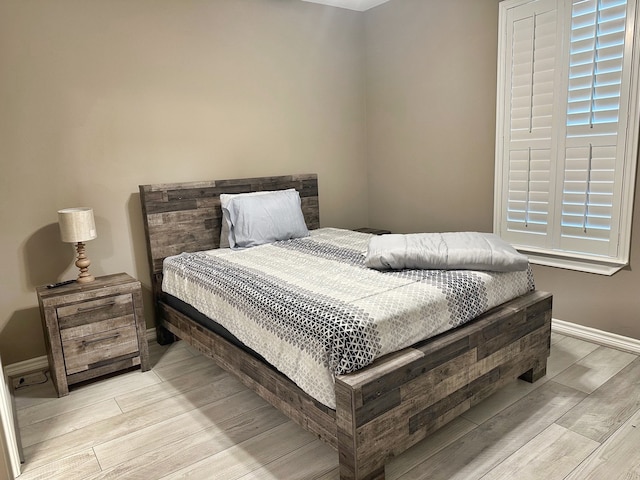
[301,0,390,12]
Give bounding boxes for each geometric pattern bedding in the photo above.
[162,228,535,408]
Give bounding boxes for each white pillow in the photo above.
[221,189,309,249]
[220,190,275,248]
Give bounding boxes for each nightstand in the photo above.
[36,273,150,396]
[355,227,391,235]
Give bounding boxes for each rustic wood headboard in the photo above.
[139,173,319,296]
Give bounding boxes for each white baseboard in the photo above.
[3,356,49,380]
[552,318,640,355]
[5,328,159,380]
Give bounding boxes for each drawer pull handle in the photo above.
[82,333,120,347]
[76,301,116,313]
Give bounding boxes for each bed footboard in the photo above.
[334,290,552,479]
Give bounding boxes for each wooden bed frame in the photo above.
[139,173,552,480]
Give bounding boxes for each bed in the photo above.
[139,173,552,480]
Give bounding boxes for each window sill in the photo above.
[522,251,627,276]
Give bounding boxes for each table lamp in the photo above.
[58,207,97,283]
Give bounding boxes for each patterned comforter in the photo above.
[162,228,535,408]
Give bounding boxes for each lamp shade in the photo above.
[58,208,97,243]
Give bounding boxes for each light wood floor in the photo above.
[12,332,640,479]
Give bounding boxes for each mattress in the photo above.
[162,228,534,408]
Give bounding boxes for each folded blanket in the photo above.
[365,232,529,272]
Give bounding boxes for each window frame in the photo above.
[494,0,640,275]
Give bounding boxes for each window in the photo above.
[495,0,640,275]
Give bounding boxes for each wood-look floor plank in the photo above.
[461,379,542,426]
[460,335,598,426]
[17,370,161,426]
[238,438,337,480]
[181,342,204,357]
[315,417,479,480]
[20,399,122,448]
[557,356,640,442]
[94,388,268,469]
[160,420,320,480]
[151,352,219,382]
[12,376,59,411]
[87,404,289,480]
[147,340,197,368]
[479,423,599,480]
[312,467,339,479]
[550,332,566,345]
[114,364,225,412]
[544,336,600,379]
[13,370,160,416]
[17,449,101,480]
[385,416,478,479]
[564,407,640,479]
[396,381,586,480]
[22,376,245,470]
[15,337,640,480]
[552,346,637,394]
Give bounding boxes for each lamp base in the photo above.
[75,242,95,283]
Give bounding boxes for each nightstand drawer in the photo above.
[61,323,139,375]
[57,294,133,329]
[60,313,137,343]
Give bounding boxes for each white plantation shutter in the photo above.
[500,0,558,248]
[557,0,631,258]
[495,0,640,274]
[509,8,557,142]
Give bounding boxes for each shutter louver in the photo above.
[560,144,617,254]
[566,0,627,136]
[506,148,552,235]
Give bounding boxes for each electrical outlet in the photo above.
[11,370,48,389]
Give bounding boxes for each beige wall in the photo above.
[364,0,500,234]
[364,0,640,340]
[0,0,369,364]
[1,0,638,367]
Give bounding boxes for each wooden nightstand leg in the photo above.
[40,305,69,397]
[52,375,69,397]
[131,287,150,372]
